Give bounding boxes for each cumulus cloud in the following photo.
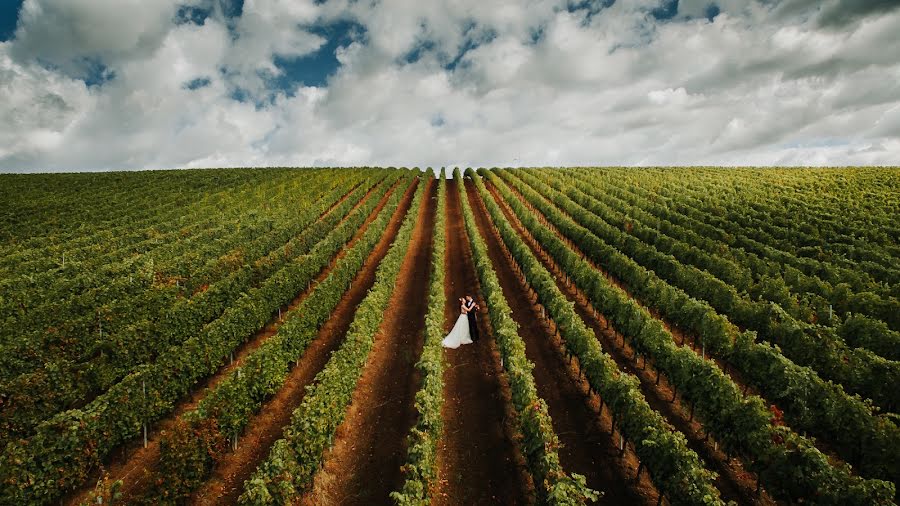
[0,0,898,172]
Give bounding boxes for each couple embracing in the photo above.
[441,295,481,349]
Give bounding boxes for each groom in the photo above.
[464,295,480,342]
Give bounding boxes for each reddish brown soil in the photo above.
[299,178,436,505]
[466,180,656,505]
[487,179,775,506]
[63,177,402,506]
[432,178,532,506]
[190,178,420,505]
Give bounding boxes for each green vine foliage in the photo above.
[595,168,900,288]
[0,172,373,445]
[500,168,900,488]
[472,170,721,506]
[238,175,429,505]
[558,169,900,358]
[391,169,448,506]
[525,168,900,415]
[485,170,895,505]
[461,168,599,505]
[0,171,409,505]
[147,173,412,502]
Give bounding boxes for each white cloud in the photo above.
[0,0,899,172]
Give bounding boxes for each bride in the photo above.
[442,297,473,349]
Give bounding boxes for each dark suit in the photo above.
[465,299,479,341]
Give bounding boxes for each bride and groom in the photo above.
[441,295,480,349]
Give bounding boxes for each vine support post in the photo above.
[142,379,148,448]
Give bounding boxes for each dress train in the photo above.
[441,314,473,348]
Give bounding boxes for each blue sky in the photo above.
[1,0,348,90]
[0,0,898,171]
[0,0,709,92]
[0,0,24,41]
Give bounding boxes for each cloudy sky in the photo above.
[1,0,899,172]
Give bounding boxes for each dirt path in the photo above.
[466,180,656,506]
[299,178,436,505]
[432,178,531,506]
[64,178,401,506]
[485,179,773,506]
[190,178,420,505]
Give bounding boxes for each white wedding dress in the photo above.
[442,313,473,349]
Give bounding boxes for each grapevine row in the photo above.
[471,171,724,506]
[485,170,895,504]
[499,169,900,486]
[459,170,597,505]
[148,170,410,501]
[238,176,427,504]
[391,170,448,505]
[528,169,900,413]
[566,170,900,354]
[0,170,413,504]
[0,174,378,444]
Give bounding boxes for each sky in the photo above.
[1,0,899,172]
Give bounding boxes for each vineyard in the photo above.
[0,166,897,505]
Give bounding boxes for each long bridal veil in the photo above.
[442,314,473,349]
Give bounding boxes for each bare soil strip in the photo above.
[299,178,437,505]
[466,179,657,505]
[486,180,774,506]
[432,178,532,506]
[189,179,420,506]
[64,178,402,506]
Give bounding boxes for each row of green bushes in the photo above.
[391,171,448,505]
[566,169,900,347]
[461,169,598,504]
[0,173,377,445]
[543,170,900,415]
[237,176,428,504]
[0,172,410,504]
[146,173,408,502]
[474,170,722,506]
[501,168,900,485]
[487,170,894,504]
